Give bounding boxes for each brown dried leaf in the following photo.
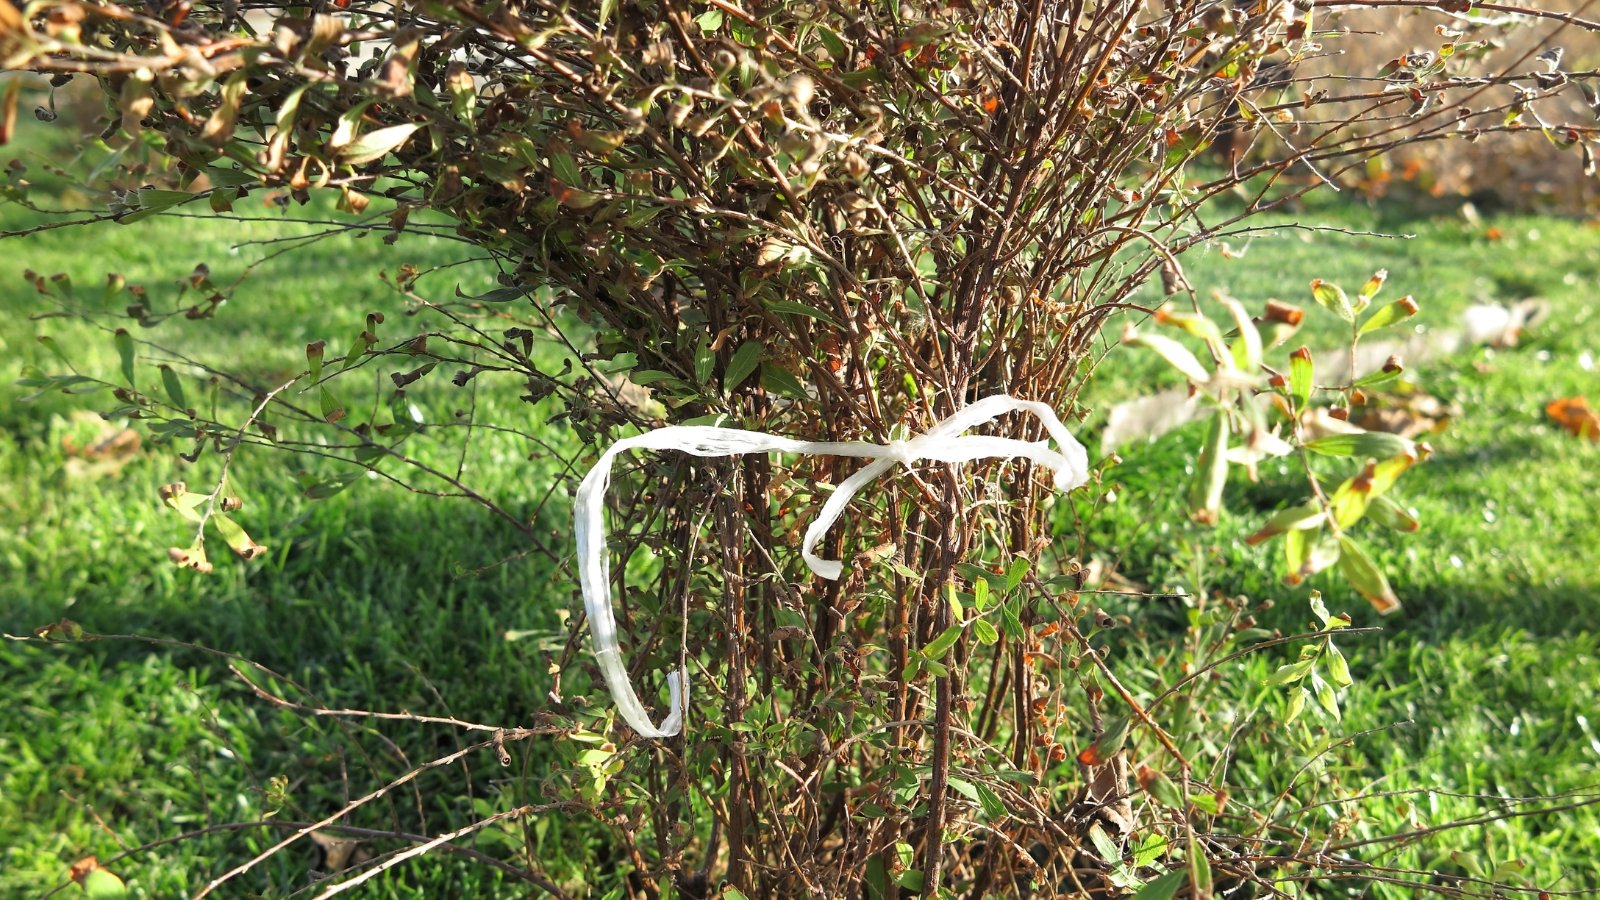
[1547,397,1600,441]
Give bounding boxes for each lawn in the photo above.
[4,110,1600,897]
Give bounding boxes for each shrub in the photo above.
[4,0,1598,895]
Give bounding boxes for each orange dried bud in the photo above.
[1264,300,1305,326]
[1383,355,1404,374]
[1291,346,1313,362]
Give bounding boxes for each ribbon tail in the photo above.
[574,442,687,738]
[801,456,897,580]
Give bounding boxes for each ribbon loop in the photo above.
[572,394,1089,738]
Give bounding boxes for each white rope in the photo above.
[573,394,1091,738]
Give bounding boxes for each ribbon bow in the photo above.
[573,394,1090,738]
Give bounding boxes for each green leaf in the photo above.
[694,8,725,32]
[973,781,1006,819]
[1088,822,1122,863]
[1329,462,1377,529]
[724,341,762,391]
[80,867,128,899]
[1005,557,1031,592]
[1141,767,1185,810]
[1337,536,1401,614]
[1154,305,1226,353]
[972,574,991,611]
[1312,672,1341,720]
[1135,870,1187,900]
[765,299,839,324]
[1325,643,1353,687]
[119,188,193,222]
[1245,501,1324,546]
[923,624,962,661]
[306,341,325,383]
[1264,658,1315,687]
[1283,525,1311,583]
[1359,295,1420,335]
[629,369,680,386]
[1369,451,1420,497]
[1356,269,1388,307]
[1078,713,1132,766]
[1000,597,1022,639]
[694,334,714,385]
[159,365,189,411]
[1489,859,1528,881]
[1188,412,1229,525]
[1368,495,1420,532]
[971,618,999,645]
[760,364,810,400]
[1123,329,1211,383]
[1189,837,1214,899]
[212,513,267,561]
[162,488,210,523]
[1353,365,1405,388]
[35,334,72,367]
[865,855,889,900]
[304,471,362,499]
[1304,431,1416,459]
[1310,279,1354,322]
[339,331,375,373]
[113,328,135,386]
[1289,347,1313,413]
[319,385,346,423]
[947,776,980,804]
[1449,850,1487,879]
[901,654,923,682]
[1284,685,1309,723]
[1217,295,1262,373]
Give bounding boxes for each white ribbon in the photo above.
[573,394,1090,738]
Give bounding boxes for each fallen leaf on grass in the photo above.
[309,830,373,876]
[1546,397,1600,441]
[1356,389,1462,439]
[59,411,141,479]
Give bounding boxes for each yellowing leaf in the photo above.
[339,122,421,165]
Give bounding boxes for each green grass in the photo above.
[1,116,618,895]
[5,106,1600,896]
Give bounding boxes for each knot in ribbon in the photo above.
[573,394,1090,738]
